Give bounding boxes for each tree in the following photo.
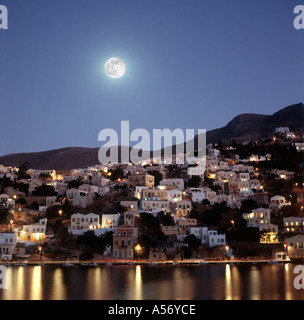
[32,185,57,196]
[187,176,201,188]
[0,206,9,224]
[67,179,83,189]
[240,199,259,213]
[77,231,99,248]
[158,211,174,226]
[80,249,94,260]
[29,201,39,210]
[108,168,124,181]
[184,234,201,249]
[15,198,27,205]
[166,165,182,178]
[17,162,30,180]
[201,203,228,227]
[201,199,211,206]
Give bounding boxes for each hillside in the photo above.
[0,102,303,170]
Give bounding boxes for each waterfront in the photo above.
[0,263,303,300]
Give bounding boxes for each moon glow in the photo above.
[105,57,126,78]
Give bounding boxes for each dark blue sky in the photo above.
[0,0,303,155]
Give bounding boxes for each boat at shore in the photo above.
[65,262,74,266]
[89,262,98,266]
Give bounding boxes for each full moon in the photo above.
[105,57,126,78]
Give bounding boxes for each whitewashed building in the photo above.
[269,195,291,211]
[189,227,226,248]
[242,208,271,228]
[160,178,184,191]
[0,232,18,260]
[20,218,47,242]
[66,188,94,208]
[70,213,100,232]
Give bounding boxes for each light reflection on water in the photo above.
[0,264,304,300]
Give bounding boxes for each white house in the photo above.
[92,176,110,187]
[189,227,226,248]
[46,196,58,207]
[242,208,271,228]
[160,178,184,191]
[250,179,263,192]
[275,127,289,133]
[120,200,138,213]
[187,187,217,204]
[101,213,120,229]
[0,193,15,208]
[286,235,304,260]
[270,169,295,180]
[174,200,192,217]
[216,171,236,181]
[167,188,183,202]
[79,184,103,195]
[47,181,67,196]
[27,169,56,180]
[134,186,148,199]
[186,187,204,203]
[141,200,170,213]
[187,162,206,178]
[0,232,18,260]
[70,213,100,233]
[269,195,291,211]
[20,218,47,242]
[66,188,94,208]
[284,217,304,232]
[215,194,232,206]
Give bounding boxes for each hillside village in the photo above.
[0,126,304,263]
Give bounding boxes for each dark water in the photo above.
[0,263,304,300]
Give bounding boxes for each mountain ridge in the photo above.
[0,102,303,170]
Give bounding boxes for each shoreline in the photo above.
[0,258,291,266]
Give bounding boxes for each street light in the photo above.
[225,246,229,260]
[58,210,63,216]
[38,247,42,260]
[135,244,142,260]
[231,220,235,229]
[9,220,13,232]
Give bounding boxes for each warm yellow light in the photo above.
[135,244,142,252]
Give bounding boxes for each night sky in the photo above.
[0,0,303,155]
